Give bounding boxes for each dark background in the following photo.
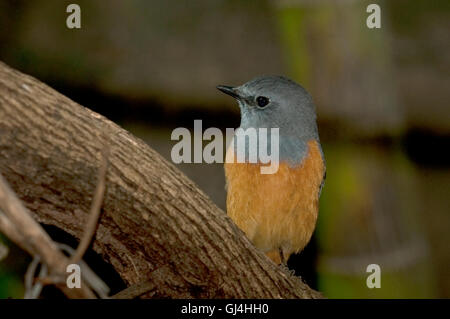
[0,0,449,298]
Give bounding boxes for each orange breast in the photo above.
[224,139,325,260]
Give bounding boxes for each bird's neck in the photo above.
[230,126,322,168]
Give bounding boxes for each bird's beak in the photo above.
[216,85,241,100]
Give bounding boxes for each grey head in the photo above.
[217,75,321,166]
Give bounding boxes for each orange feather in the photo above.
[224,139,325,264]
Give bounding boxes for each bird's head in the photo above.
[217,75,318,141]
[217,76,321,166]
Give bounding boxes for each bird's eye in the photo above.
[256,96,269,108]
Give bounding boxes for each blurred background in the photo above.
[0,0,449,298]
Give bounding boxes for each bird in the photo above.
[217,75,326,265]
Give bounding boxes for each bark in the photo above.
[0,61,322,298]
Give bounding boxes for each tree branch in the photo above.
[70,143,109,265]
[0,61,322,299]
[0,173,96,298]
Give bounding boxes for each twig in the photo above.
[0,173,96,298]
[1,209,107,298]
[0,144,110,298]
[24,255,47,299]
[70,144,109,264]
[111,265,170,299]
[0,239,8,261]
[111,279,157,299]
[0,211,33,253]
[59,243,109,298]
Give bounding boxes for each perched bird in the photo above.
[217,76,326,265]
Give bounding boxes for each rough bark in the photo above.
[0,61,322,299]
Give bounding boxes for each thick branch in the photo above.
[0,61,322,298]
